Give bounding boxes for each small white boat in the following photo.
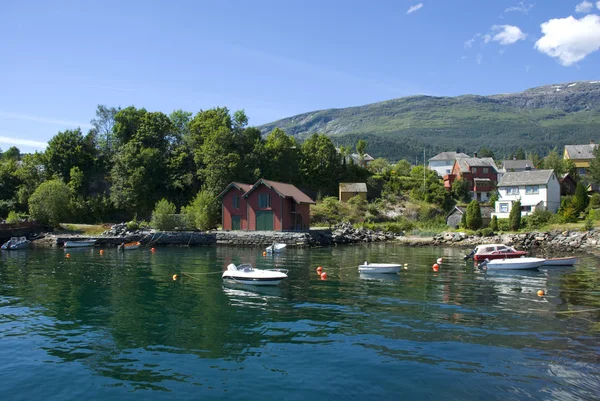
[1,236,31,250]
[64,240,97,248]
[118,241,141,251]
[266,243,286,253]
[542,257,577,267]
[358,262,402,274]
[481,257,546,270]
[222,263,288,286]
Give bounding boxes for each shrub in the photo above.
[490,215,498,231]
[310,197,349,228]
[150,199,177,230]
[574,182,589,214]
[509,200,521,231]
[461,209,467,228]
[6,211,26,224]
[181,190,220,231]
[475,227,494,237]
[589,193,600,210]
[127,215,140,231]
[347,195,368,224]
[527,208,553,229]
[497,218,510,231]
[28,179,71,227]
[584,209,595,231]
[466,200,482,230]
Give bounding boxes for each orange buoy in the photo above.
[262,251,267,256]
[537,290,545,296]
[151,247,156,252]
[172,274,178,281]
[320,272,328,280]
[66,253,70,258]
[432,263,439,272]
[316,266,323,273]
[99,249,104,255]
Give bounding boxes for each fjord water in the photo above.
[1,245,599,401]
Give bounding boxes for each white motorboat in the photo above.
[542,257,577,267]
[1,236,31,250]
[64,240,97,248]
[118,241,141,251]
[222,263,288,286]
[358,262,402,274]
[480,257,546,270]
[266,243,286,253]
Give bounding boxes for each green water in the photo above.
[0,244,599,400]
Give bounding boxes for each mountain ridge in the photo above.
[258,81,600,161]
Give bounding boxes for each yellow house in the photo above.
[339,183,367,202]
[564,140,598,176]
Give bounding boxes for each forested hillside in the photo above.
[259,81,600,161]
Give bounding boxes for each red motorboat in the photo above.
[465,244,528,261]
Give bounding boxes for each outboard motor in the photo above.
[464,248,476,260]
[478,259,489,269]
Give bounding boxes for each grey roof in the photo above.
[565,144,598,160]
[497,169,555,186]
[457,157,498,172]
[429,151,470,161]
[350,153,374,162]
[339,182,367,192]
[451,205,494,219]
[502,160,535,171]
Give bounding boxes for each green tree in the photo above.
[368,158,391,174]
[460,208,467,228]
[514,148,526,160]
[14,153,47,210]
[574,182,589,214]
[346,195,368,223]
[490,215,498,231]
[466,200,482,230]
[478,147,495,158]
[356,139,367,164]
[300,134,341,195]
[262,128,299,183]
[585,209,595,230]
[90,105,120,155]
[488,190,499,206]
[181,190,220,231]
[44,128,96,182]
[310,197,348,228]
[451,178,471,203]
[509,200,521,231]
[113,106,148,147]
[28,179,71,226]
[589,145,600,185]
[151,199,177,230]
[3,146,20,161]
[393,160,412,176]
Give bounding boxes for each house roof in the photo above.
[339,183,367,192]
[565,144,598,160]
[449,205,494,219]
[497,169,555,186]
[456,157,498,172]
[243,179,316,204]
[560,173,576,183]
[217,182,253,198]
[502,160,535,171]
[429,152,470,161]
[350,153,375,162]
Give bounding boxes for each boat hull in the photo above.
[64,241,96,248]
[542,257,577,266]
[222,276,284,286]
[485,258,546,270]
[358,263,402,274]
[474,252,528,261]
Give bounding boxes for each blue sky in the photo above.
[1,0,600,152]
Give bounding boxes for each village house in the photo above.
[219,179,315,231]
[560,173,577,196]
[492,169,560,219]
[497,159,536,181]
[446,205,494,229]
[428,151,469,177]
[564,140,598,176]
[443,155,499,202]
[339,183,367,202]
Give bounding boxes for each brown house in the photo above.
[339,183,367,202]
[219,179,315,231]
[560,173,577,196]
[443,157,499,202]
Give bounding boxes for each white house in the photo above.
[428,151,469,177]
[492,169,560,219]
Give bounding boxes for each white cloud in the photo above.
[505,2,535,14]
[597,1,600,10]
[476,53,483,64]
[0,135,47,149]
[490,25,526,45]
[575,1,594,13]
[0,111,92,129]
[406,3,423,15]
[535,14,600,66]
[483,34,492,44]
[464,34,480,48]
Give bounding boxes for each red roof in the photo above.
[217,182,253,198]
[244,179,315,204]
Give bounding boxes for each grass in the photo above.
[57,224,109,236]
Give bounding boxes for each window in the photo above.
[446,169,451,174]
[525,185,539,194]
[507,187,519,195]
[291,202,296,212]
[258,193,271,208]
[233,196,240,209]
[578,167,587,176]
[483,167,489,174]
[521,205,532,212]
[499,203,509,213]
[472,167,477,173]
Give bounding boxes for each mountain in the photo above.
[258,81,600,162]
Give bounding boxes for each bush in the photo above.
[497,218,510,231]
[310,197,349,227]
[150,199,177,230]
[490,215,498,231]
[585,209,595,231]
[527,208,553,229]
[509,200,521,231]
[574,182,589,214]
[475,227,494,237]
[589,193,600,210]
[347,195,368,224]
[181,190,220,231]
[28,179,71,227]
[6,211,27,224]
[127,215,140,231]
[466,200,482,230]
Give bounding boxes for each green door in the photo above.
[256,211,274,231]
[231,216,241,230]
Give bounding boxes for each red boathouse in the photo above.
[219,179,315,231]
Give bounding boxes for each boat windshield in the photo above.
[238,264,254,272]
